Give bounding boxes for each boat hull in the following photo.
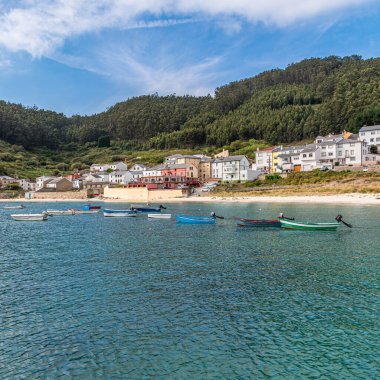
[4,205,24,209]
[236,218,281,228]
[11,213,47,221]
[103,212,136,217]
[176,215,216,224]
[103,208,136,214]
[148,214,172,219]
[46,210,75,216]
[133,207,162,213]
[75,210,100,214]
[280,220,340,231]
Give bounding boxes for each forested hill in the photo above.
[1,55,380,151]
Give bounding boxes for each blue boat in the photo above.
[176,215,216,224]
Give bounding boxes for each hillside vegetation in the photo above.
[2,55,380,178]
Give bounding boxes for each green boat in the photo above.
[280,219,341,231]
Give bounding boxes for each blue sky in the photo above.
[0,0,379,116]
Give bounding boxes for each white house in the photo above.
[164,154,183,164]
[212,155,251,181]
[141,166,164,184]
[110,162,128,171]
[319,138,364,167]
[90,164,111,172]
[0,176,17,187]
[254,146,278,171]
[16,179,36,191]
[130,170,144,181]
[109,170,134,185]
[85,174,107,183]
[130,163,147,171]
[36,176,58,190]
[359,125,380,150]
[299,145,321,171]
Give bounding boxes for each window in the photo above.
[370,138,374,142]
[338,151,342,156]
[371,131,375,135]
[376,138,380,142]
[303,154,307,158]
[309,153,313,157]
[350,150,354,155]
[321,152,327,157]
[360,132,365,136]
[322,146,326,149]
[350,143,355,147]
[350,157,356,161]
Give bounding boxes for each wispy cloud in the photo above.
[0,0,374,57]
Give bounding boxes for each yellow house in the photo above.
[198,159,213,180]
[271,148,281,173]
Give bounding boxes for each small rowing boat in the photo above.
[103,208,136,214]
[103,211,137,217]
[280,219,340,231]
[148,213,172,219]
[74,209,100,214]
[45,209,76,216]
[235,218,281,228]
[280,214,352,231]
[130,204,166,213]
[11,213,48,221]
[176,215,216,224]
[4,205,25,209]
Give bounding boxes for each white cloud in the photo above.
[0,0,374,57]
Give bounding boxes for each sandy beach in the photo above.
[1,193,380,205]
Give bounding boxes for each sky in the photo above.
[0,0,380,116]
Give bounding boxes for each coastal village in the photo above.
[1,125,380,200]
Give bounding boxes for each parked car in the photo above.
[320,166,330,171]
[201,186,211,192]
[177,184,189,189]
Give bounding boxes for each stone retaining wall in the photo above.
[27,191,87,199]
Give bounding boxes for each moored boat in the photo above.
[74,209,100,214]
[147,213,172,219]
[176,215,216,224]
[4,205,25,209]
[103,211,137,217]
[11,213,48,221]
[45,209,76,216]
[103,208,136,214]
[280,219,340,231]
[130,204,166,213]
[235,218,281,228]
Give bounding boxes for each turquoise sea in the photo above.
[0,201,379,379]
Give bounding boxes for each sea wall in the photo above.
[103,187,185,201]
[26,191,87,200]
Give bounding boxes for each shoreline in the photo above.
[1,193,380,205]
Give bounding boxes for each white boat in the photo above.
[11,213,48,221]
[4,205,25,209]
[74,209,100,214]
[103,211,137,217]
[45,209,76,216]
[147,213,172,219]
